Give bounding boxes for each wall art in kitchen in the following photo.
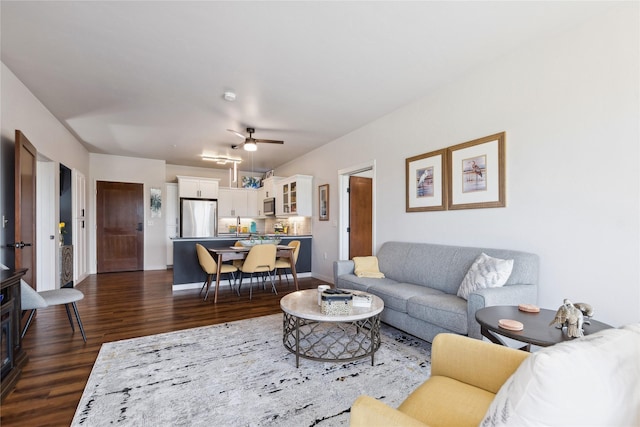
[241,176,261,189]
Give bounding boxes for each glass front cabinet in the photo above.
[278,175,312,217]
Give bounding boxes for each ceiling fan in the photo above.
[229,127,284,151]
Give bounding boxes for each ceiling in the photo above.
[1,1,612,172]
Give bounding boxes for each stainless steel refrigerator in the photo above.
[180,198,218,238]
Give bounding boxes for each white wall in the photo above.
[1,62,90,272]
[277,4,640,326]
[89,153,167,271]
[1,63,91,175]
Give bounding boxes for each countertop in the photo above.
[172,234,311,241]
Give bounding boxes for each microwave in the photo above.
[263,197,276,216]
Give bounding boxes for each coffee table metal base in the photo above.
[282,312,381,368]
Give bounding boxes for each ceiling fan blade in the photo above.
[231,142,245,150]
[254,139,284,144]
[227,129,246,139]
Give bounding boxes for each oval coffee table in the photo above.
[475,305,612,351]
[280,289,384,367]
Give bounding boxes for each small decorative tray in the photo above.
[518,303,540,313]
[498,319,524,331]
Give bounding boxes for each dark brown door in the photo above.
[349,176,373,259]
[14,130,37,289]
[96,181,144,273]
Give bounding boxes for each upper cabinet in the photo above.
[177,176,219,199]
[278,175,312,217]
[261,177,281,200]
[218,188,260,218]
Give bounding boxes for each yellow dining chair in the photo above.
[195,244,238,301]
[232,241,245,270]
[237,244,277,299]
[275,240,300,285]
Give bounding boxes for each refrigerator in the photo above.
[180,198,218,238]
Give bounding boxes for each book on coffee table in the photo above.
[352,293,372,308]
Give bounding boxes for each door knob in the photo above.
[6,241,32,249]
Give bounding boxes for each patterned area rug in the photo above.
[72,314,431,426]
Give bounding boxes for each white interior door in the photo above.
[36,160,56,291]
[73,169,87,283]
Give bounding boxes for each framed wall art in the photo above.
[150,187,162,218]
[405,148,448,212]
[241,176,261,189]
[318,184,329,221]
[447,132,506,210]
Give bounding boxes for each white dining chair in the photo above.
[1,263,86,342]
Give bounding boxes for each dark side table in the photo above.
[475,305,612,351]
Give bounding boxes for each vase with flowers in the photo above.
[59,221,67,246]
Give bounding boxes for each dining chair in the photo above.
[232,241,245,269]
[275,240,300,285]
[237,244,277,299]
[195,244,238,301]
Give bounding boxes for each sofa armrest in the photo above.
[466,284,538,339]
[431,333,529,394]
[350,395,430,427]
[333,260,355,285]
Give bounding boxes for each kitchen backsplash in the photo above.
[218,216,312,236]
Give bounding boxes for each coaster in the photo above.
[498,319,524,331]
[518,303,540,313]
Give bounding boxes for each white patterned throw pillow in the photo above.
[457,253,514,300]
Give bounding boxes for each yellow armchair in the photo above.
[350,333,529,427]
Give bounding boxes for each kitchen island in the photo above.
[172,235,312,290]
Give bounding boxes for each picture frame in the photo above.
[318,184,329,221]
[447,132,506,210]
[150,187,162,218]
[405,148,448,212]
[241,176,261,189]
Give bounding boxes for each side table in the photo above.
[475,305,612,351]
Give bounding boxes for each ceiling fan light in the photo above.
[244,141,257,151]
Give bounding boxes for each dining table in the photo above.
[208,245,299,303]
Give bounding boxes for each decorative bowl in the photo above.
[238,237,281,247]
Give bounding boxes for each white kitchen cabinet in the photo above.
[177,176,219,199]
[279,175,312,217]
[262,177,281,199]
[247,189,259,217]
[219,189,246,217]
[165,183,179,266]
[218,188,259,217]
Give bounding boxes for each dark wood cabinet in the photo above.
[1,269,28,401]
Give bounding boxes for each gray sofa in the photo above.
[333,241,539,342]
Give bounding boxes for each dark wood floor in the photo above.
[1,269,326,426]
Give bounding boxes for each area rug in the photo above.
[72,314,431,426]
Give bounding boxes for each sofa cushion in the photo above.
[481,324,640,427]
[407,294,468,334]
[367,283,444,313]
[337,274,399,293]
[457,253,514,300]
[353,256,385,278]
